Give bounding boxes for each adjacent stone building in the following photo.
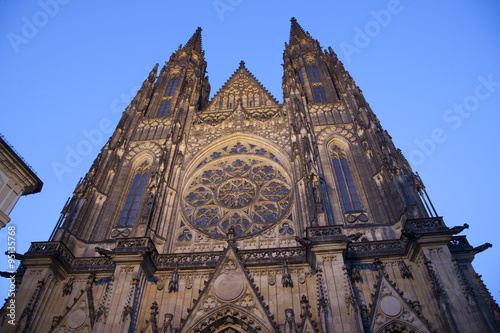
[2,19,499,332]
[0,135,42,229]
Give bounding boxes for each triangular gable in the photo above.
[50,278,96,332]
[299,317,317,333]
[368,271,432,333]
[179,245,276,333]
[205,61,279,112]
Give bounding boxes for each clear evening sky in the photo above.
[1,1,499,301]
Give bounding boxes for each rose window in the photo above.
[182,156,292,238]
[217,179,256,208]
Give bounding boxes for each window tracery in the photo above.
[307,65,327,102]
[279,222,294,235]
[157,78,178,117]
[197,142,282,168]
[183,154,292,239]
[118,161,149,226]
[331,145,362,212]
[178,229,192,241]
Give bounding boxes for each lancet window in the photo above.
[331,145,362,212]
[157,78,178,117]
[307,65,327,102]
[118,161,149,226]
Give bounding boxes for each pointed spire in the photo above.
[183,27,203,53]
[148,63,159,83]
[289,17,308,43]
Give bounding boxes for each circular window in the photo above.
[182,156,292,238]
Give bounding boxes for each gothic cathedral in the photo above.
[3,19,499,333]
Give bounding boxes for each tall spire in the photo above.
[183,27,203,53]
[289,17,308,43]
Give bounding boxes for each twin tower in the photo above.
[3,18,498,333]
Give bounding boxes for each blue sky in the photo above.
[1,1,499,303]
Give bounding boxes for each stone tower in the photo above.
[2,19,498,333]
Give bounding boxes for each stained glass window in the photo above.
[158,99,171,117]
[313,85,327,102]
[307,66,321,83]
[331,146,361,212]
[298,70,304,85]
[157,78,177,117]
[118,161,149,226]
[305,65,327,102]
[165,78,178,96]
[183,156,292,238]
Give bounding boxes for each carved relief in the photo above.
[124,140,163,161]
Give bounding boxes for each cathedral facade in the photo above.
[2,19,499,332]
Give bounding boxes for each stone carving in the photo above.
[448,223,469,235]
[168,266,179,293]
[300,295,312,318]
[282,260,293,288]
[405,217,445,230]
[62,276,74,296]
[240,294,255,308]
[346,232,363,243]
[345,213,369,223]
[223,259,237,271]
[110,228,131,238]
[423,255,446,303]
[185,277,194,290]
[202,296,217,310]
[268,271,276,286]
[310,173,324,212]
[284,308,298,333]
[122,304,133,323]
[298,272,306,284]
[72,257,115,271]
[157,277,165,291]
[18,279,45,328]
[163,313,174,333]
[116,237,152,249]
[348,240,406,257]
[121,266,134,273]
[307,226,342,238]
[156,252,224,268]
[399,259,412,279]
[239,247,306,264]
[350,266,361,283]
[124,141,162,161]
[147,301,159,333]
[316,124,357,146]
[472,242,492,255]
[49,315,63,331]
[95,276,114,323]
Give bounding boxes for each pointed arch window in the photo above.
[307,66,321,83]
[331,146,362,212]
[158,99,171,117]
[118,161,149,226]
[298,70,304,86]
[157,78,178,117]
[306,65,327,103]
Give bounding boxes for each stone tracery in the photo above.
[183,152,292,238]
